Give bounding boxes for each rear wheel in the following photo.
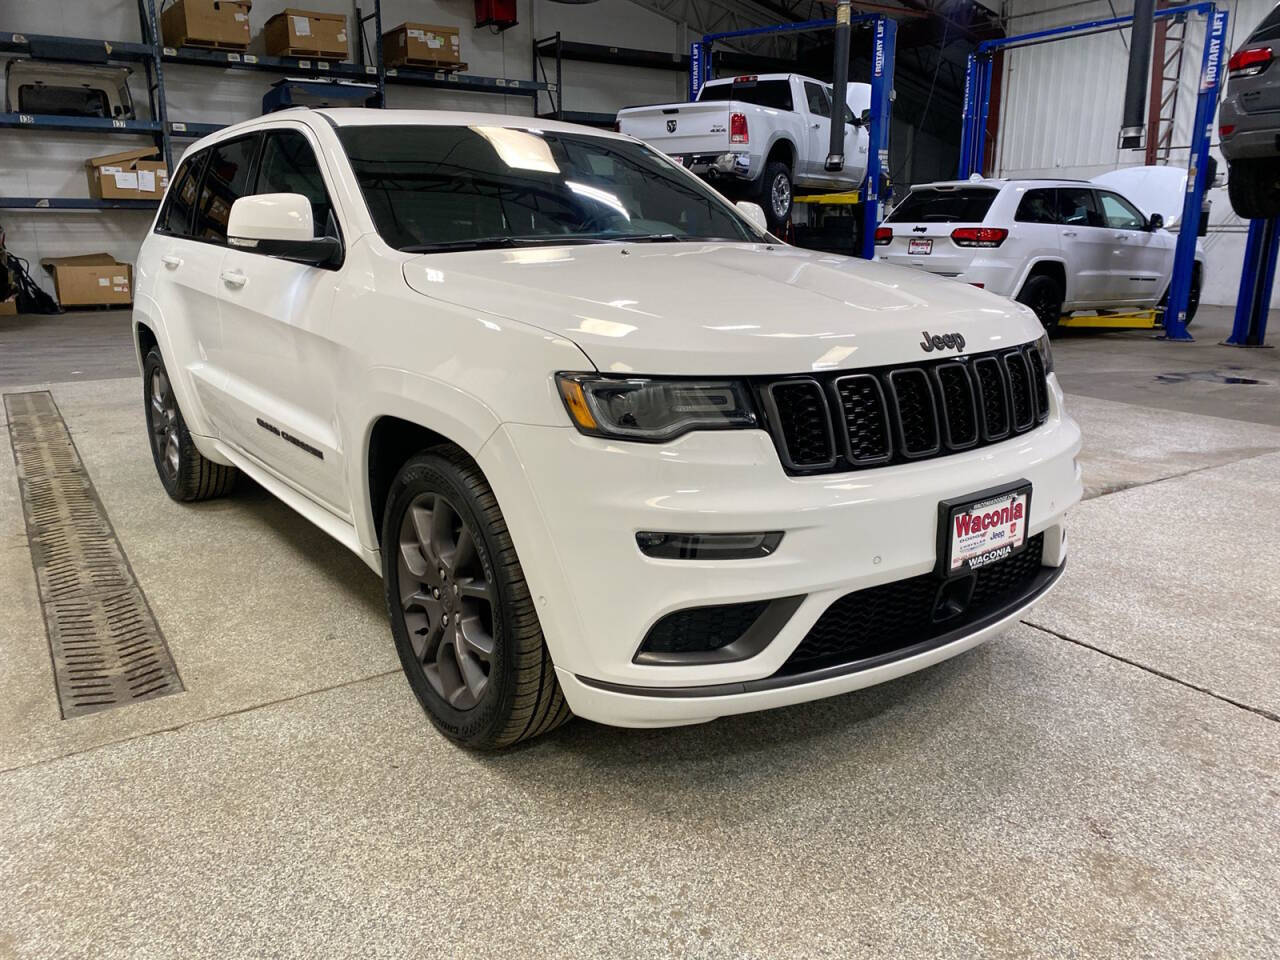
[1015,273,1064,334]
[759,161,793,232]
[382,446,570,749]
[1227,158,1280,220]
[142,347,237,501]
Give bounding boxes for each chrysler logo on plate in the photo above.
[666,119,677,133]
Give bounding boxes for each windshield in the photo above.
[335,124,763,252]
[885,187,998,224]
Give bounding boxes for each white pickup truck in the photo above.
[618,73,871,230]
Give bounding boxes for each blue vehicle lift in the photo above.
[1225,216,1278,346]
[689,14,897,260]
[958,2,1230,342]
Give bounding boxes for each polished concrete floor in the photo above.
[1,307,1278,958]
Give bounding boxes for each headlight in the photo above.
[1034,333,1054,374]
[556,374,758,442]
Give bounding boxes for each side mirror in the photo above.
[735,200,768,233]
[227,193,341,268]
[860,108,872,127]
[1147,212,1164,231]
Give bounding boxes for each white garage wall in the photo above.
[995,0,1278,306]
[0,0,693,298]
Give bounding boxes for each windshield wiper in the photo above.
[608,234,741,243]
[401,236,610,254]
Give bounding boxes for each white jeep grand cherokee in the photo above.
[134,109,1082,748]
[877,177,1205,331]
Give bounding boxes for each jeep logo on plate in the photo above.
[919,330,966,353]
[666,119,677,133]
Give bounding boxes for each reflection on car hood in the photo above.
[402,242,1042,376]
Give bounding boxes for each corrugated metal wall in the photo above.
[995,0,1278,306]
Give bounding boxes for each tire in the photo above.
[759,161,793,232]
[143,347,238,501]
[1015,273,1064,334]
[1227,158,1280,221]
[381,445,570,749]
[1158,263,1201,327]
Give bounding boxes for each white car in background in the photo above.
[876,176,1204,331]
[133,109,1081,749]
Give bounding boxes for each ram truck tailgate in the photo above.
[617,101,733,156]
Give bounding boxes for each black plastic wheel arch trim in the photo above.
[575,560,1064,699]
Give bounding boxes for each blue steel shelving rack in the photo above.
[0,0,553,212]
[688,13,897,260]
[957,2,1232,343]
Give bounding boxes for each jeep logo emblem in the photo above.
[919,330,966,353]
[666,119,677,133]
[912,225,927,233]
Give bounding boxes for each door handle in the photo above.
[1062,231,1077,237]
[161,254,183,268]
[1114,232,1127,240]
[220,269,247,288]
[811,122,821,128]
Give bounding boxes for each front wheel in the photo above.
[759,161,793,232]
[142,347,237,501]
[381,446,571,749]
[1015,274,1064,334]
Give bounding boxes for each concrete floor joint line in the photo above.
[1022,619,1280,723]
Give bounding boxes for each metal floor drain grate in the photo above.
[5,391,183,718]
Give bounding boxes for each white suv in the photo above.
[134,108,1082,748]
[876,178,1205,331]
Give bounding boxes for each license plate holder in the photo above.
[908,238,933,255]
[937,481,1032,578]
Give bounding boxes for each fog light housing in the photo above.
[635,531,783,560]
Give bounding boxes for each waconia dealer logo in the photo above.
[954,498,1023,539]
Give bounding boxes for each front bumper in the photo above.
[478,375,1082,728]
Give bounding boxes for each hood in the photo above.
[402,242,1042,376]
[1092,165,1188,226]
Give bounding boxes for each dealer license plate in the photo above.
[941,484,1031,575]
[908,238,933,255]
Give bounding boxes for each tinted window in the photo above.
[1056,187,1103,227]
[1248,4,1280,43]
[255,130,335,238]
[156,152,205,237]
[336,124,759,252]
[193,135,259,243]
[886,187,998,223]
[804,81,831,117]
[18,84,110,117]
[697,79,794,111]
[1097,190,1145,230]
[1015,188,1059,224]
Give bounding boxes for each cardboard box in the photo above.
[0,297,16,317]
[41,255,133,307]
[86,148,169,201]
[263,8,348,60]
[162,0,252,50]
[383,22,461,68]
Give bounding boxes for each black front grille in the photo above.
[833,374,891,464]
[765,380,835,468]
[777,533,1046,676]
[758,342,1050,476]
